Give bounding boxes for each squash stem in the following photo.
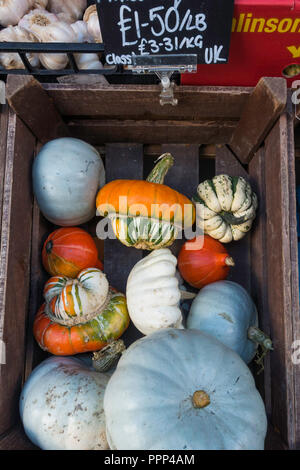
[92,340,126,372]
[146,153,174,184]
[192,390,210,409]
[180,290,196,300]
[247,326,273,351]
[225,256,235,267]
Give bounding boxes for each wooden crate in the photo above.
[0,75,299,450]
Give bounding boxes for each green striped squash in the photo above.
[194,175,258,243]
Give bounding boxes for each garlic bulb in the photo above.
[70,20,92,43]
[83,5,102,43]
[19,9,77,70]
[19,9,59,39]
[0,0,32,27]
[74,53,104,71]
[0,25,39,69]
[32,0,48,8]
[0,0,48,27]
[48,0,87,24]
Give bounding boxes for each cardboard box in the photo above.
[182,0,300,86]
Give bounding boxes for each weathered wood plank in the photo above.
[0,112,35,435]
[24,201,51,382]
[215,145,251,292]
[285,110,300,449]
[0,425,37,450]
[248,148,271,409]
[44,84,252,121]
[68,119,236,145]
[264,114,297,448]
[103,143,144,347]
[6,75,70,143]
[161,144,199,257]
[229,77,287,164]
[0,105,9,232]
[96,144,216,159]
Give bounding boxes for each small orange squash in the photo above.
[178,235,235,289]
[42,227,103,278]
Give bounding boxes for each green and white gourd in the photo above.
[109,213,178,250]
[104,329,268,450]
[187,280,272,364]
[195,175,258,243]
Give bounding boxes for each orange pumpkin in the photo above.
[42,227,103,278]
[96,153,195,250]
[178,235,235,289]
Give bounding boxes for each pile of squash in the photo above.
[20,137,272,450]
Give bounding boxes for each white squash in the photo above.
[104,329,268,450]
[195,175,258,243]
[20,356,111,450]
[126,249,183,335]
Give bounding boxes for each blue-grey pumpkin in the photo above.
[104,329,268,450]
[33,137,105,226]
[187,280,271,364]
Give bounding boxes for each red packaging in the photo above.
[181,0,300,87]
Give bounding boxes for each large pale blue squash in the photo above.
[104,329,268,450]
[187,280,266,364]
[33,138,105,226]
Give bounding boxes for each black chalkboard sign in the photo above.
[96,0,234,66]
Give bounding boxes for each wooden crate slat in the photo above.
[67,119,236,145]
[0,113,35,435]
[264,113,297,448]
[215,145,251,292]
[286,110,300,448]
[44,84,252,121]
[229,77,287,164]
[6,75,70,143]
[161,144,199,257]
[24,202,50,382]
[0,425,37,450]
[248,148,271,411]
[103,143,144,347]
[0,105,9,232]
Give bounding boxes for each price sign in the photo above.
[96,0,234,66]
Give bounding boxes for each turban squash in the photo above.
[33,268,129,355]
[96,153,195,250]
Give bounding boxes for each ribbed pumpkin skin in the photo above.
[195,175,257,243]
[104,329,267,450]
[42,227,103,278]
[34,291,129,355]
[178,235,233,288]
[96,180,195,249]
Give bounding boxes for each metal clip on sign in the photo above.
[128,54,197,106]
